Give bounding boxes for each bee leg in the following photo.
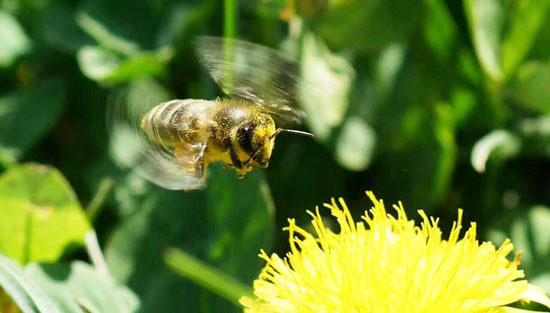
[229,147,242,169]
[236,166,253,179]
[194,156,205,179]
[229,147,251,179]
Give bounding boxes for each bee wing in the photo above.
[193,36,307,127]
[106,84,206,190]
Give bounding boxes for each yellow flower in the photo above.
[240,191,550,313]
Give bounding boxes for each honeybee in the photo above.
[107,36,314,190]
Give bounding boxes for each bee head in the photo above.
[237,115,276,168]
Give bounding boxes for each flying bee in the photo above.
[107,36,314,190]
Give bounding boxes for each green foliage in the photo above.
[0,253,60,313]
[104,165,273,313]
[0,164,90,264]
[0,81,65,166]
[25,262,139,313]
[0,0,549,312]
[0,11,30,68]
[487,205,550,291]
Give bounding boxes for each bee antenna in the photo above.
[273,129,314,139]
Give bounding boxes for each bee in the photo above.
[107,36,314,190]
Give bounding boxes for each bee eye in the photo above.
[237,124,254,153]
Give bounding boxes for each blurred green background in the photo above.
[0,0,549,312]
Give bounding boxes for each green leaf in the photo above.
[0,253,60,313]
[299,33,354,140]
[105,164,274,313]
[25,262,139,313]
[369,57,457,209]
[76,0,174,51]
[317,0,421,52]
[509,62,550,114]
[424,0,457,62]
[0,80,66,165]
[104,177,206,313]
[471,129,521,173]
[77,46,121,82]
[463,0,504,81]
[376,43,406,96]
[76,12,139,56]
[432,103,458,200]
[486,205,550,284]
[464,0,548,81]
[38,5,94,54]
[501,0,549,77]
[77,46,172,84]
[0,11,30,67]
[204,164,275,282]
[518,115,550,157]
[335,117,376,171]
[0,164,91,264]
[103,48,173,83]
[450,86,476,126]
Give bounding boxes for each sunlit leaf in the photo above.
[77,46,172,84]
[105,48,173,83]
[0,11,30,67]
[25,262,139,313]
[501,0,549,76]
[76,12,139,56]
[0,253,60,313]
[376,43,406,95]
[0,164,91,264]
[464,0,548,81]
[0,80,65,165]
[77,46,120,82]
[471,129,520,173]
[299,32,354,140]
[463,0,504,81]
[335,117,376,171]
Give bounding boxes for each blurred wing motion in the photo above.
[106,84,206,190]
[193,36,307,127]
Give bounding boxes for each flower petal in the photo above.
[519,284,550,308]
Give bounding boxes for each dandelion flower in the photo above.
[240,191,550,313]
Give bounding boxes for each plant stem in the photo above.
[224,0,237,39]
[84,230,110,278]
[86,178,114,223]
[164,248,253,306]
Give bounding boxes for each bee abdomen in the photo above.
[141,99,213,147]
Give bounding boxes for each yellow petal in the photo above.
[520,284,550,308]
